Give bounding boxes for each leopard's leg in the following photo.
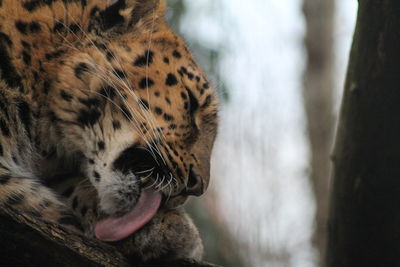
[50,175,99,236]
[0,85,82,233]
[0,169,83,233]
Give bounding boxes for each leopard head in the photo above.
[39,0,218,229]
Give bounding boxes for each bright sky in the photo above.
[181,1,358,266]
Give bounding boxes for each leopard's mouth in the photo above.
[95,188,162,242]
[94,183,191,242]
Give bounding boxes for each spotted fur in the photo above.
[0,0,218,262]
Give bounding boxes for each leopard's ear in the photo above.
[91,0,165,35]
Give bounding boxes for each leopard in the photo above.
[0,0,218,263]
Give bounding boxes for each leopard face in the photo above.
[20,0,219,217]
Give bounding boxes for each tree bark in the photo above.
[302,0,335,265]
[327,1,400,266]
[0,207,221,267]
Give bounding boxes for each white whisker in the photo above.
[135,167,155,175]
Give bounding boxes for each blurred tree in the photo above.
[328,1,400,267]
[302,0,335,266]
[166,1,245,266]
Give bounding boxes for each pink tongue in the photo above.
[95,189,162,242]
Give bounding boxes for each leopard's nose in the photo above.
[185,169,204,196]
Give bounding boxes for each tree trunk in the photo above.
[0,207,221,267]
[302,0,335,265]
[327,1,400,266]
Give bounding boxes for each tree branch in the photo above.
[0,207,221,267]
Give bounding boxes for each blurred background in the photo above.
[165,1,358,266]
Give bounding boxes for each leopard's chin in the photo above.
[97,171,141,217]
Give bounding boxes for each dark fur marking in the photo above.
[6,193,25,206]
[201,95,212,109]
[80,206,88,217]
[0,35,23,89]
[22,50,31,65]
[16,99,32,136]
[47,111,59,123]
[23,0,57,12]
[164,113,174,121]
[29,22,41,33]
[93,171,101,182]
[45,49,66,61]
[74,62,89,79]
[79,97,101,108]
[113,68,127,79]
[0,144,3,156]
[98,141,105,151]
[53,22,65,33]
[139,77,154,89]
[163,57,170,64]
[139,98,149,110]
[62,186,75,198]
[60,90,73,102]
[69,23,80,34]
[15,20,41,34]
[21,40,31,50]
[121,104,132,120]
[112,120,121,130]
[72,197,78,210]
[0,174,11,184]
[33,70,39,82]
[172,50,182,58]
[98,1,126,30]
[43,80,51,94]
[106,51,115,61]
[15,21,28,34]
[90,5,100,17]
[0,119,10,137]
[77,109,101,127]
[180,66,188,74]
[166,73,178,86]
[176,167,184,179]
[0,33,12,47]
[99,85,116,99]
[186,87,199,114]
[92,204,98,217]
[133,50,154,67]
[93,41,108,51]
[155,107,163,115]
